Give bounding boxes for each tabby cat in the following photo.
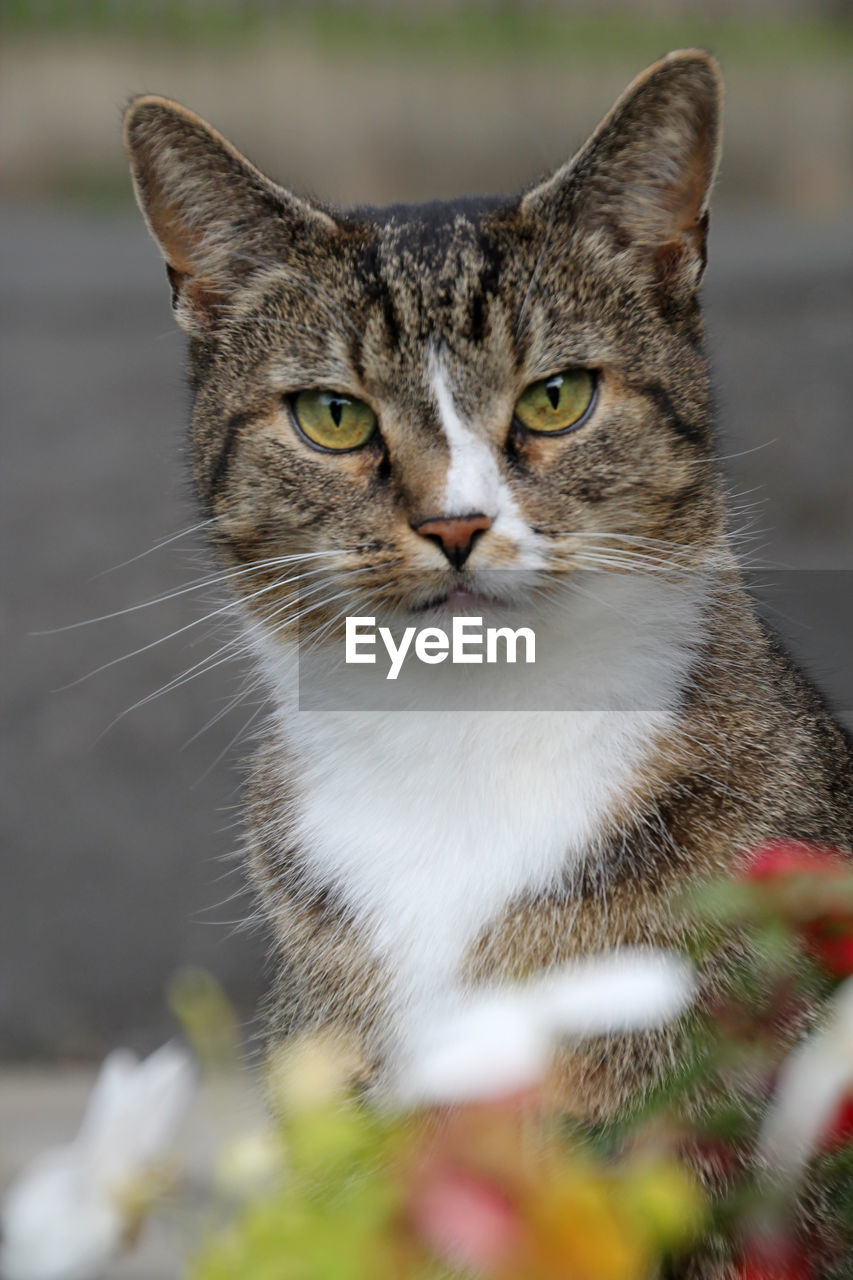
[124,45,853,1219]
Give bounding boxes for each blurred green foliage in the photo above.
[4,0,852,65]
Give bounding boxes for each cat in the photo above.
[124,49,853,1135]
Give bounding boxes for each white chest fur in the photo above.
[257,573,705,1035]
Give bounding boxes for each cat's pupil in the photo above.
[545,378,561,410]
[330,398,343,427]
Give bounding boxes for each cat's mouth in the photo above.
[411,586,490,615]
[383,568,548,621]
[407,574,544,619]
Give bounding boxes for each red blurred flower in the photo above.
[408,1164,524,1273]
[743,841,848,883]
[819,1091,853,1151]
[803,918,853,978]
[403,1093,672,1280]
[735,1240,813,1280]
[742,842,853,976]
[404,1097,532,1275]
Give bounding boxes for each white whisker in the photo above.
[35,550,350,635]
[53,564,338,690]
[89,516,221,579]
[190,698,270,789]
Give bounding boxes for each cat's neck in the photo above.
[248,570,711,1025]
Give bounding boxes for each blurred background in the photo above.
[1,0,851,1160]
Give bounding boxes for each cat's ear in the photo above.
[522,50,721,301]
[123,96,336,336]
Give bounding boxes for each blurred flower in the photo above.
[397,949,696,1105]
[213,1129,285,1202]
[168,967,241,1070]
[400,949,702,1280]
[267,1028,366,1115]
[757,974,853,1182]
[407,1112,704,1280]
[521,1165,660,1280]
[0,1043,195,1280]
[183,951,708,1280]
[408,1165,524,1273]
[803,916,853,978]
[742,841,853,975]
[743,842,847,883]
[821,1091,853,1150]
[734,1240,814,1279]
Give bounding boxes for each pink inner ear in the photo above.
[669,147,713,232]
[644,145,713,290]
[144,186,206,276]
[144,185,227,328]
[166,262,223,329]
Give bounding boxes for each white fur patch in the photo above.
[251,570,706,1050]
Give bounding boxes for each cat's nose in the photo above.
[412,513,492,569]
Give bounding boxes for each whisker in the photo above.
[688,438,779,467]
[90,516,221,580]
[190,698,270,789]
[297,590,376,656]
[182,670,266,750]
[92,562,399,738]
[35,550,351,635]
[543,531,691,550]
[52,564,341,690]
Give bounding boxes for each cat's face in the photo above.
[125,51,725,644]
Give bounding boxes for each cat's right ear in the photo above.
[123,97,335,337]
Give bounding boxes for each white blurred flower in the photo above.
[1,1043,195,1280]
[213,1128,284,1201]
[757,974,853,1183]
[397,948,696,1105]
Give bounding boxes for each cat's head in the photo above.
[125,51,725,645]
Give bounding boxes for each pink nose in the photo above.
[412,513,492,569]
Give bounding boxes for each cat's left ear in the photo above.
[522,50,722,302]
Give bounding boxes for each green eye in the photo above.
[291,389,378,452]
[514,369,596,435]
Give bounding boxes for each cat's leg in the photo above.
[250,855,393,1094]
[463,878,698,1118]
